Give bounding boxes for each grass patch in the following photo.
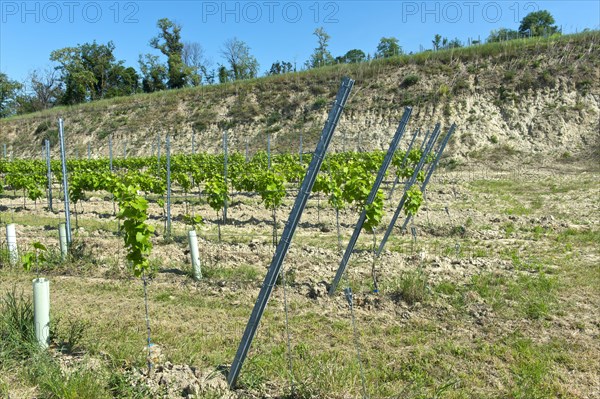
[387,271,429,305]
[469,269,558,320]
[202,263,260,283]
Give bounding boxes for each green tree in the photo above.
[337,49,366,64]
[14,68,62,114]
[106,66,139,97]
[80,41,120,98]
[376,37,402,58]
[432,34,442,51]
[50,41,134,104]
[138,54,168,93]
[487,28,520,43]
[447,38,463,49]
[309,27,334,68]
[182,41,210,86]
[0,72,22,118]
[218,65,230,84]
[267,61,294,75]
[50,45,96,104]
[220,38,259,80]
[150,18,190,89]
[519,10,559,37]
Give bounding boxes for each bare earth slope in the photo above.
[1,32,599,161]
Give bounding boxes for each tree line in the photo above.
[0,10,561,118]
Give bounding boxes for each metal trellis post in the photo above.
[109,135,113,172]
[418,128,431,153]
[376,124,442,256]
[388,128,420,199]
[400,124,457,230]
[267,133,271,169]
[223,130,228,224]
[58,119,72,245]
[299,132,303,164]
[45,139,52,212]
[191,128,196,155]
[156,134,161,176]
[166,134,172,239]
[328,107,412,296]
[227,77,355,388]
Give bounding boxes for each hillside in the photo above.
[1,32,599,162]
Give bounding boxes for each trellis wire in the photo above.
[345,287,368,399]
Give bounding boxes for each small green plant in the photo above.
[21,242,48,277]
[182,214,204,231]
[438,84,450,97]
[113,184,154,277]
[404,185,423,216]
[503,222,516,237]
[205,176,229,242]
[390,271,429,305]
[52,317,89,354]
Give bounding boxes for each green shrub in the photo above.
[401,74,419,88]
[311,97,328,110]
[35,121,51,135]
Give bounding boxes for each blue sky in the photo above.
[1,1,599,83]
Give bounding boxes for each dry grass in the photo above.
[0,161,598,398]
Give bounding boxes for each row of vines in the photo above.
[0,149,431,239]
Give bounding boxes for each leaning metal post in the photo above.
[58,119,72,245]
[45,139,53,211]
[388,128,420,200]
[227,77,355,388]
[400,124,457,231]
[328,107,413,296]
[376,123,442,256]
